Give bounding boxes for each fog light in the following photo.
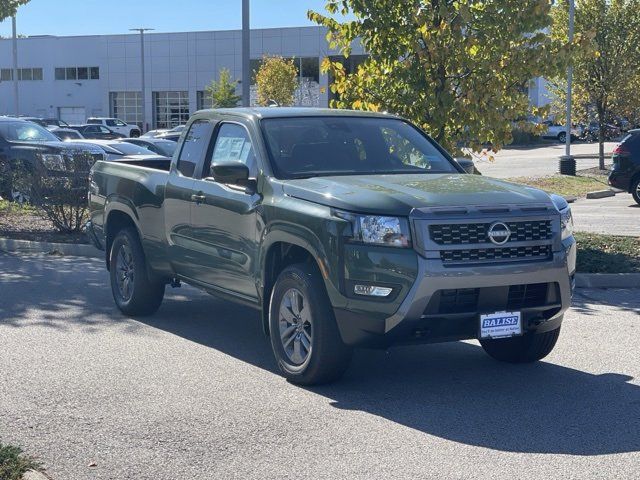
[354,284,393,297]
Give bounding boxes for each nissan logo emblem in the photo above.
[487,222,511,245]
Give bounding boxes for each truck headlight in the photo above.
[560,208,574,240]
[41,154,65,170]
[334,210,411,247]
[550,194,574,240]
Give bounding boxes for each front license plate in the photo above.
[479,311,522,339]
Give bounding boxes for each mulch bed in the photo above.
[0,205,88,244]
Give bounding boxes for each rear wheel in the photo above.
[631,177,640,205]
[130,130,141,138]
[558,132,567,143]
[109,227,164,316]
[269,263,352,385]
[480,325,561,363]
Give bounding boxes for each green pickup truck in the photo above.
[87,108,576,385]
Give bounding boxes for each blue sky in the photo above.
[0,0,341,37]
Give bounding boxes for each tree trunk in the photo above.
[596,102,606,170]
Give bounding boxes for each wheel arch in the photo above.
[260,233,330,337]
[104,204,142,271]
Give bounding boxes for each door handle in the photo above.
[190,193,206,204]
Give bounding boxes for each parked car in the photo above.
[51,128,85,141]
[609,129,640,205]
[18,116,50,128]
[540,120,581,143]
[87,108,576,385]
[87,117,141,138]
[142,125,186,138]
[584,122,622,142]
[66,139,159,161]
[154,132,182,142]
[43,118,71,129]
[68,124,126,140]
[122,137,178,157]
[0,117,104,198]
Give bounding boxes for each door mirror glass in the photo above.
[211,162,250,186]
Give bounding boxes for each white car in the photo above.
[86,117,141,138]
[540,120,581,143]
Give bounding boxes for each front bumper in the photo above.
[334,237,576,347]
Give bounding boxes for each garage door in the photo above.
[58,107,86,125]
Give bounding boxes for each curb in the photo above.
[23,470,51,480]
[0,237,101,259]
[575,273,640,289]
[585,189,616,199]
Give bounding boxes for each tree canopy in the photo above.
[551,0,640,168]
[255,56,298,107]
[0,0,29,22]
[204,68,241,108]
[309,0,570,153]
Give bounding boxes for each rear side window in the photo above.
[177,120,214,177]
[87,119,101,124]
[620,132,640,150]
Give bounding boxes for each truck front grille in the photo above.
[440,245,552,264]
[429,220,552,245]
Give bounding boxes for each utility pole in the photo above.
[12,15,19,116]
[242,0,250,107]
[560,0,576,176]
[130,28,154,132]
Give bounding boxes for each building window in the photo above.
[197,90,209,110]
[1,68,43,81]
[153,91,189,129]
[110,91,142,128]
[55,66,99,80]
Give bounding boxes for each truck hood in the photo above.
[283,174,553,215]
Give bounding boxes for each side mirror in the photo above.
[211,161,251,186]
[455,158,480,175]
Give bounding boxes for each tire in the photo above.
[269,263,352,385]
[631,176,640,205]
[480,325,561,363]
[109,227,165,316]
[130,130,141,138]
[557,132,567,143]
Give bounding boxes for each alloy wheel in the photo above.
[115,243,135,301]
[278,288,313,365]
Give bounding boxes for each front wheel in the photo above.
[480,325,561,363]
[109,227,165,316]
[558,132,567,143]
[269,263,352,385]
[631,177,640,205]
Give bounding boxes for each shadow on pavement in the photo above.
[2,252,639,457]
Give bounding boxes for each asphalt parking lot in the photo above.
[474,141,617,179]
[0,252,639,480]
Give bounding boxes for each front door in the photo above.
[164,119,215,278]
[189,122,261,300]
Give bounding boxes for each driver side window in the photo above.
[207,123,256,177]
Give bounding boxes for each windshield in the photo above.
[261,117,457,179]
[108,142,154,155]
[0,121,59,142]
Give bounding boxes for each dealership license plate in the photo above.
[479,311,522,339]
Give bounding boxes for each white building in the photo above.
[0,26,549,130]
